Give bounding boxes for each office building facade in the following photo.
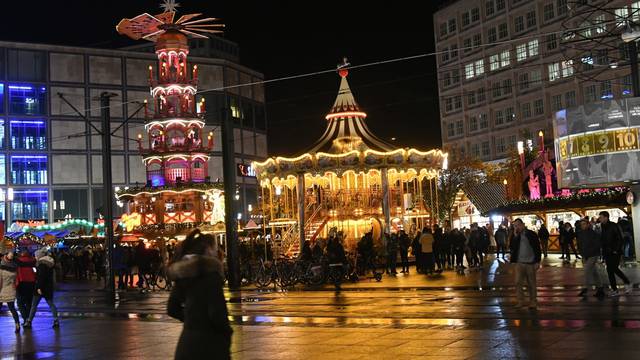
[434,0,636,162]
[0,38,267,224]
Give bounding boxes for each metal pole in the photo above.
[100,92,117,302]
[630,40,640,97]
[296,173,305,255]
[381,168,391,233]
[221,105,241,289]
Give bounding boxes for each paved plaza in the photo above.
[2,256,640,359]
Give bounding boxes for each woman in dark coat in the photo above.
[167,230,232,360]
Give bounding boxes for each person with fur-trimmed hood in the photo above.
[167,229,232,360]
[24,248,59,329]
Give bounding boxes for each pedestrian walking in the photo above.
[576,219,605,298]
[510,218,542,309]
[411,231,422,274]
[0,251,21,332]
[385,232,398,275]
[495,225,508,259]
[452,229,466,270]
[432,225,443,272]
[537,224,550,258]
[599,211,633,296]
[420,228,435,275]
[441,227,453,269]
[24,249,59,329]
[167,230,232,360]
[399,230,410,274]
[15,249,36,325]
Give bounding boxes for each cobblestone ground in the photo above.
[1,256,640,359]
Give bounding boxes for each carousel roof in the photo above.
[252,64,447,182]
[307,68,394,154]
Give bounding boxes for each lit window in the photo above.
[633,2,640,22]
[11,189,48,220]
[465,63,475,79]
[528,39,539,56]
[0,155,5,185]
[10,155,47,185]
[475,60,485,76]
[548,63,560,81]
[0,85,4,114]
[561,60,574,77]
[10,120,46,150]
[501,50,510,67]
[490,54,500,71]
[616,8,629,27]
[8,85,46,115]
[0,120,4,149]
[517,44,527,61]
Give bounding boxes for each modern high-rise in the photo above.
[434,0,638,162]
[0,37,267,225]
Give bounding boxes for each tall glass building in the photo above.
[0,38,267,225]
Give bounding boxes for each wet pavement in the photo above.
[2,255,640,359]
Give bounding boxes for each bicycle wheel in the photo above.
[307,264,325,286]
[255,266,272,288]
[155,272,168,290]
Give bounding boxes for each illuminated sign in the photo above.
[237,163,256,177]
[120,213,142,232]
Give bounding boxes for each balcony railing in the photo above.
[146,167,206,185]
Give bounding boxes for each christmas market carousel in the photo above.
[252,64,447,255]
[114,6,226,245]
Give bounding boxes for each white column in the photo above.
[297,173,306,253]
[381,168,391,234]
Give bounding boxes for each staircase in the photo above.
[282,204,327,258]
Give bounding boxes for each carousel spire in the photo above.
[326,58,366,119]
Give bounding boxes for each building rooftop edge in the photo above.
[0,39,264,79]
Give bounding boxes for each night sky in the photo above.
[2,1,446,156]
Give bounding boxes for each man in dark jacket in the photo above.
[599,211,632,296]
[537,224,550,258]
[510,218,542,309]
[386,233,398,275]
[399,230,410,274]
[24,249,59,328]
[576,219,604,298]
[495,225,508,259]
[452,229,466,269]
[411,231,422,273]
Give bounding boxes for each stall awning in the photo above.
[462,182,506,216]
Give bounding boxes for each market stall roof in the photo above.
[462,182,507,216]
[243,219,261,230]
[488,188,627,215]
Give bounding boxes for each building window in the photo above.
[471,8,480,22]
[10,120,46,150]
[7,50,46,82]
[8,85,47,116]
[441,48,450,63]
[463,38,472,53]
[471,143,480,158]
[445,97,454,112]
[557,0,567,15]
[481,141,490,158]
[534,99,544,115]
[505,107,515,122]
[0,155,5,185]
[10,155,47,185]
[439,23,448,37]
[443,73,452,87]
[447,122,455,137]
[450,45,458,59]
[530,70,542,86]
[616,8,629,27]
[492,82,502,98]
[498,23,508,39]
[565,91,576,107]
[526,11,537,28]
[454,95,462,109]
[490,54,500,71]
[516,44,527,61]
[486,0,495,16]
[11,189,48,221]
[479,113,489,129]
[496,137,506,154]
[465,60,484,79]
[622,74,633,96]
[519,73,530,90]
[546,34,558,50]
[503,79,513,95]
[473,34,482,49]
[548,63,560,81]
[496,0,505,11]
[515,16,524,33]
[462,12,471,27]
[53,189,88,221]
[0,85,4,114]
[469,116,478,132]
[551,94,562,111]
[495,110,505,126]
[452,69,460,84]
[477,87,486,102]
[455,120,464,135]
[0,120,4,149]
[561,60,574,77]
[468,91,477,106]
[584,85,597,103]
[475,60,484,76]
[522,103,532,119]
[448,18,457,33]
[501,50,510,67]
[543,3,555,22]
[488,28,497,43]
[528,39,539,56]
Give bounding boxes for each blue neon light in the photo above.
[10,120,45,125]
[11,155,47,159]
[151,176,165,187]
[8,85,34,90]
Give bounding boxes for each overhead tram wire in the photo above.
[45,20,623,118]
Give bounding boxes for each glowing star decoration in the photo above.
[160,0,180,13]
